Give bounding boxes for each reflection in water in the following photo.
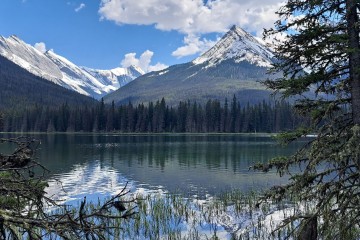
[46,162,130,204]
[0,134,306,198]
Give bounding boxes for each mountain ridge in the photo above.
[0,54,96,110]
[104,26,279,106]
[0,35,144,99]
[193,25,274,68]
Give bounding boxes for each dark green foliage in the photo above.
[2,98,306,133]
[0,112,3,132]
[258,0,360,238]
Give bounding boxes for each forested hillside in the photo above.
[2,97,308,133]
[0,55,96,110]
[104,61,276,106]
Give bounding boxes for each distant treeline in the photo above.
[2,96,308,133]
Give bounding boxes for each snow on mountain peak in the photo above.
[0,35,144,99]
[193,25,274,68]
[0,35,63,81]
[129,65,146,75]
[81,65,144,91]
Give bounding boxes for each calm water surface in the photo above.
[0,133,306,202]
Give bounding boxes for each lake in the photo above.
[0,133,305,203]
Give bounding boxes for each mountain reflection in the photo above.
[1,134,304,198]
[46,162,128,204]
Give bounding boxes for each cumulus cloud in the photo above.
[99,0,283,35]
[172,34,219,58]
[34,42,47,53]
[75,3,86,12]
[148,63,169,72]
[99,0,284,57]
[121,50,168,73]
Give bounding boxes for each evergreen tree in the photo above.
[127,102,135,132]
[0,112,3,131]
[147,102,154,132]
[222,98,229,132]
[230,95,237,132]
[3,98,305,134]
[47,119,55,132]
[98,98,106,131]
[106,101,115,132]
[177,101,188,132]
[259,0,360,238]
[59,103,70,132]
[205,100,212,132]
[137,103,147,132]
[159,98,166,132]
[82,106,93,132]
[190,102,199,132]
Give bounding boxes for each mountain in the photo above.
[104,26,279,106]
[0,35,63,82]
[0,54,96,110]
[82,65,144,91]
[192,25,274,68]
[0,35,144,99]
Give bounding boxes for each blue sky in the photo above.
[0,0,283,71]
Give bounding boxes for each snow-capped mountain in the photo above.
[0,35,63,83]
[44,50,115,97]
[82,65,144,90]
[104,25,278,106]
[0,53,97,110]
[0,35,144,99]
[193,25,274,68]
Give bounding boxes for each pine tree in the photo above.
[258,0,360,238]
[230,95,237,132]
[159,98,166,132]
[222,98,229,132]
[127,102,135,132]
[106,101,115,132]
[98,98,106,131]
[147,102,154,132]
[177,101,188,132]
[0,112,3,131]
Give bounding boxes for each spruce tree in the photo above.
[0,112,3,131]
[259,0,360,238]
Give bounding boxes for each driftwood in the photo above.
[0,144,33,169]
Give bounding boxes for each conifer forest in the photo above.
[2,97,306,133]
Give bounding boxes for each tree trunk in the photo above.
[346,0,360,125]
[298,217,317,240]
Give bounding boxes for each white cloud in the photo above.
[121,53,139,68]
[34,42,47,53]
[172,34,219,58]
[148,63,168,72]
[99,0,284,35]
[99,0,284,58]
[75,3,86,12]
[120,50,168,73]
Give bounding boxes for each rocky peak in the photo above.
[193,25,274,68]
